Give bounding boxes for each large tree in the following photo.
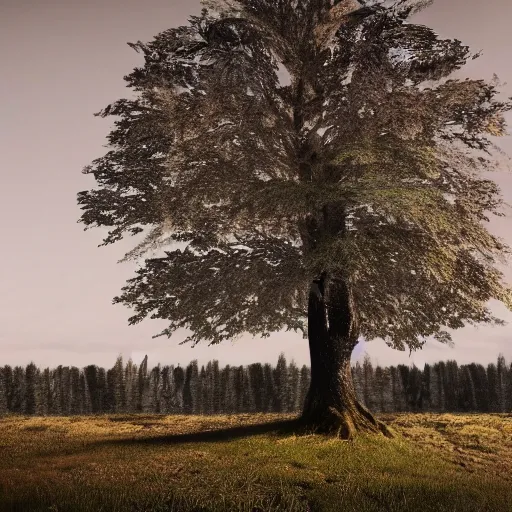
[78,0,512,438]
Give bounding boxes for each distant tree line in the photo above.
[0,353,511,416]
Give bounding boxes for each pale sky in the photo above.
[1,0,511,372]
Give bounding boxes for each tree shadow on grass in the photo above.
[59,417,311,455]
[104,418,305,446]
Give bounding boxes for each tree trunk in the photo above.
[299,273,394,439]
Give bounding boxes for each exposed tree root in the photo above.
[298,401,395,440]
[355,400,395,438]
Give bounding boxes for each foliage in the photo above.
[78,0,512,352]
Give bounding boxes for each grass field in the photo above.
[0,412,511,511]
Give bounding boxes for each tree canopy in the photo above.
[78,0,512,353]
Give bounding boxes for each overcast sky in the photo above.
[1,0,511,372]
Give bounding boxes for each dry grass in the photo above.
[0,412,511,511]
[379,412,512,480]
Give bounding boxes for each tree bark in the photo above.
[299,273,394,439]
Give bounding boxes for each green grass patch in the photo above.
[0,412,511,511]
